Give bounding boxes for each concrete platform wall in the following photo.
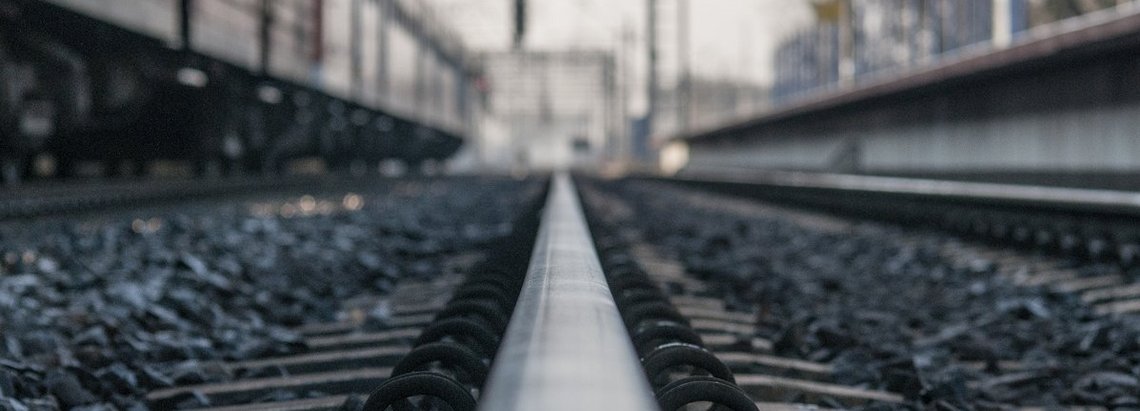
[685,13,1140,179]
[689,103,1140,173]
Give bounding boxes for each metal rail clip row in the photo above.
[590,215,759,410]
[361,193,542,411]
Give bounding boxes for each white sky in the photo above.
[426,0,817,113]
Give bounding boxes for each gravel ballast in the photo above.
[0,177,542,410]
[584,179,1140,409]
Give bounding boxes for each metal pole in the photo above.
[838,0,854,87]
[179,0,193,52]
[620,23,633,162]
[604,54,617,164]
[377,0,390,101]
[677,0,690,134]
[737,23,748,116]
[513,0,526,50]
[350,0,362,100]
[646,0,658,152]
[414,33,425,119]
[477,173,659,411]
[311,0,324,81]
[993,0,1013,48]
[257,0,272,76]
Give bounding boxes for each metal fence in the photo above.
[772,0,1133,104]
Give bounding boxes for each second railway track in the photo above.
[0,176,418,220]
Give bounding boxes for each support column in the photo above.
[412,18,426,119]
[838,0,855,87]
[350,0,362,100]
[676,0,690,134]
[179,0,193,52]
[646,0,658,146]
[993,0,1013,48]
[377,0,390,102]
[257,0,273,76]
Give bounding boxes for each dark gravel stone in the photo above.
[0,398,29,411]
[880,358,923,398]
[95,364,138,395]
[0,177,543,408]
[0,369,16,397]
[583,180,1140,409]
[170,390,210,409]
[70,404,116,411]
[253,389,297,403]
[43,370,96,408]
[338,394,365,411]
[1072,371,1139,403]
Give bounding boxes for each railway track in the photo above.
[122,174,917,410]
[5,171,1137,409]
[664,170,1140,266]
[662,170,1140,317]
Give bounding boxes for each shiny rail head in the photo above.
[477,173,658,411]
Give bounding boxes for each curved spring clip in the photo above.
[362,263,524,411]
[594,230,758,411]
[361,184,544,411]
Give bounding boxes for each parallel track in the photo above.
[0,176,440,220]
[664,170,1140,265]
[657,170,1140,318]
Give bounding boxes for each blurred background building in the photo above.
[425,0,811,172]
[476,51,617,172]
[4,0,1137,177]
[430,0,1137,173]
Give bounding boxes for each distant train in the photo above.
[0,0,475,182]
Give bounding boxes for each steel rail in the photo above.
[477,172,658,411]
